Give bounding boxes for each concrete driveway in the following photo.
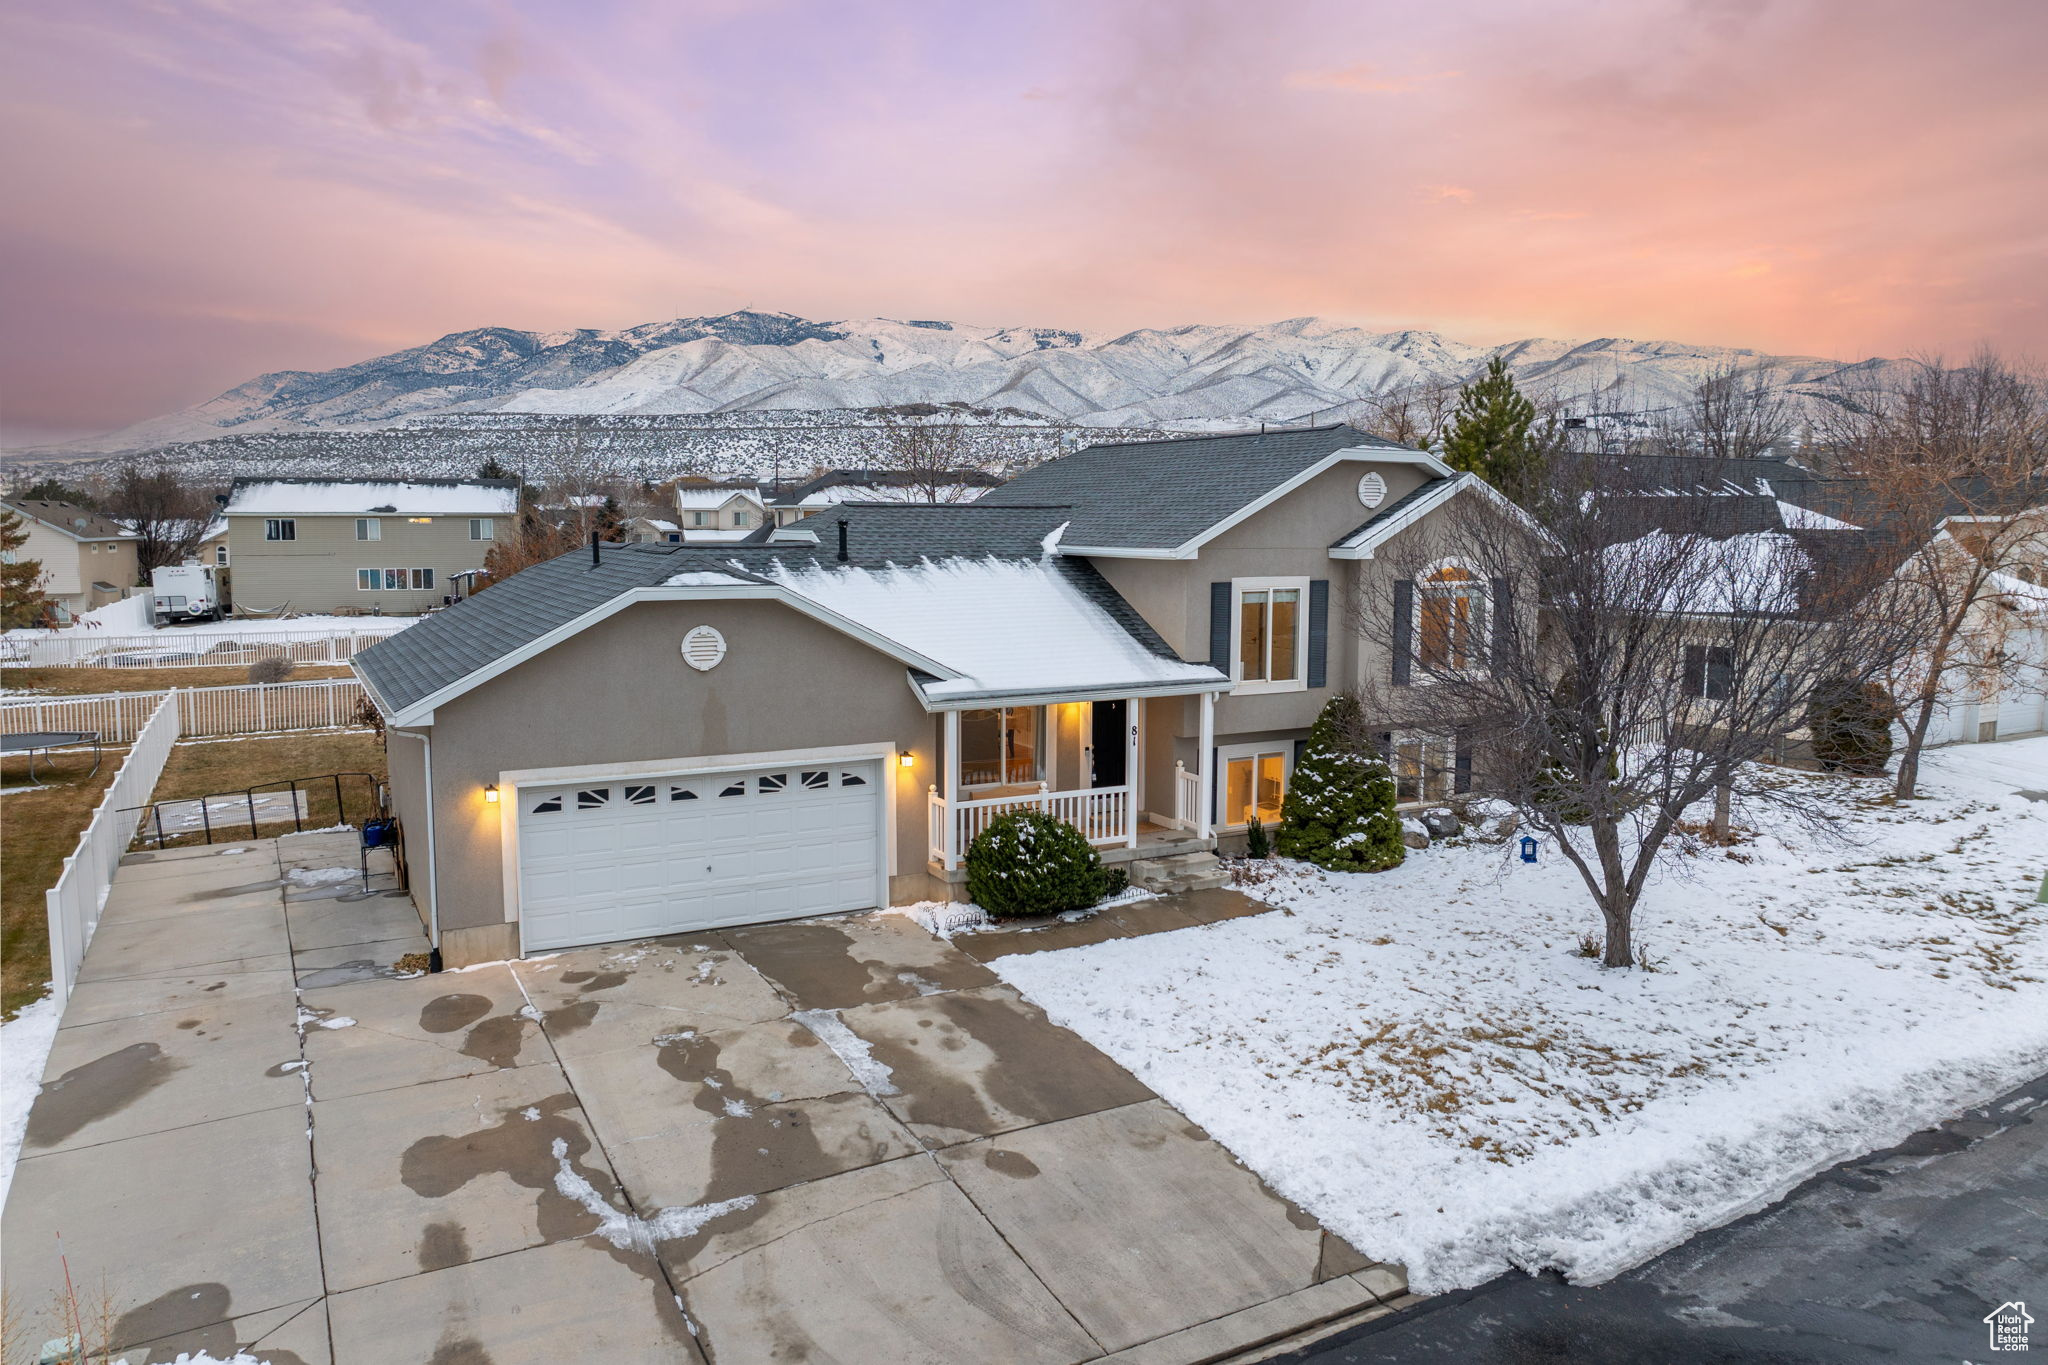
[3,837,1418,1364]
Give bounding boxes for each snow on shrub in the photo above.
[964,809,1127,918]
[1277,694,1404,872]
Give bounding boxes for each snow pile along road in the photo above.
[990,739,2048,1291]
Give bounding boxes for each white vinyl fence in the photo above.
[45,692,182,1006]
[2,679,367,743]
[1,628,396,669]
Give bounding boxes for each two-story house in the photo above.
[222,478,518,615]
[355,425,1530,965]
[1,498,141,619]
[672,484,767,541]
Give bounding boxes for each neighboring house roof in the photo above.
[3,499,137,542]
[976,423,1447,556]
[772,468,1005,509]
[354,502,1221,722]
[223,478,520,518]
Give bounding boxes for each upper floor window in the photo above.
[264,519,295,542]
[1683,644,1734,700]
[1234,578,1306,692]
[355,518,381,541]
[733,510,751,528]
[469,518,494,541]
[214,544,228,566]
[690,511,708,527]
[1417,565,1485,673]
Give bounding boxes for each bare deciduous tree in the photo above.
[1658,362,1794,462]
[862,410,1000,502]
[92,463,217,577]
[1819,348,2048,796]
[1352,465,1918,968]
[1346,378,1462,452]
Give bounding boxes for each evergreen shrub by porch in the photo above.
[1276,694,1405,872]
[1807,677,1897,776]
[964,809,1128,918]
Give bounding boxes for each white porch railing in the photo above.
[928,783,1134,868]
[2,679,367,744]
[45,691,182,1006]
[1172,761,1202,831]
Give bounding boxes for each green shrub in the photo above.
[964,809,1128,918]
[1276,694,1405,872]
[1245,813,1271,859]
[1807,677,1897,776]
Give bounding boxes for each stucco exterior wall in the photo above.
[1092,460,1435,746]
[383,726,433,928]
[226,513,506,615]
[412,597,938,960]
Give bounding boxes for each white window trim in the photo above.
[356,517,381,541]
[470,518,494,541]
[1215,740,1294,830]
[958,704,1046,791]
[264,518,296,542]
[356,567,437,590]
[1230,576,1310,695]
[1387,731,1457,807]
[1412,559,1490,681]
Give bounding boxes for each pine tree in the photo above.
[477,456,513,481]
[1443,356,1543,494]
[0,509,52,628]
[1276,695,1405,872]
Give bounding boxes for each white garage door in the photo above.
[517,760,883,952]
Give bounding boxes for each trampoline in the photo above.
[1,730,103,780]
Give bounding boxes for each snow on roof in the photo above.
[224,481,519,517]
[762,556,1224,700]
[664,570,750,587]
[1602,530,1811,615]
[640,518,680,533]
[1987,569,2048,616]
[795,484,984,508]
[674,487,764,509]
[680,528,760,543]
[1776,500,1862,531]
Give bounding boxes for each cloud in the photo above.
[1423,185,1476,203]
[1284,63,1461,94]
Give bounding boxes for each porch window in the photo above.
[1218,744,1290,827]
[1417,565,1484,673]
[1234,578,1306,691]
[960,706,1040,786]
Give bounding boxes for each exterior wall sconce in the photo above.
[484,783,500,803]
[898,753,916,768]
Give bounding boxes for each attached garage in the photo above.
[515,757,887,952]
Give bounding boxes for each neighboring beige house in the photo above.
[356,425,1521,965]
[622,516,684,545]
[671,484,766,541]
[1,498,140,619]
[223,478,518,615]
[196,516,231,567]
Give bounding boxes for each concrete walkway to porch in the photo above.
[2,839,1418,1364]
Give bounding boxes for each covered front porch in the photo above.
[925,688,1221,874]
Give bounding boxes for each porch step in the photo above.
[1127,851,1230,895]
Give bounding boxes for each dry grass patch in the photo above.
[2,663,354,695]
[1,750,122,1017]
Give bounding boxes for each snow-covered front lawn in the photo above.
[990,738,2048,1292]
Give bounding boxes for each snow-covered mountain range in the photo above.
[51,311,1903,458]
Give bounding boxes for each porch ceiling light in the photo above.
[484,783,500,803]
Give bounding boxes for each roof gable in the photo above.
[977,423,1447,556]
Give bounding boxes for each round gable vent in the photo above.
[681,626,727,671]
[1357,472,1388,508]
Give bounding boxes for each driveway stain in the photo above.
[26,1042,185,1148]
[418,1220,472,1272]
[428,1333,495,1365]
[544,999,600,1037]
[109,1283,233,1355]
[982,1147,1041,1179]
[561,969,629,991]
[419,994,493,1034]
[460,1015,532,1070]
[400,1091,612,1249]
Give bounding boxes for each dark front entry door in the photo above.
[1090,700,1127,787]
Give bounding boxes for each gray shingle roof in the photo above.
[977,423,1418,551]
[354,501,1190,716]
[1329,477,1455,549]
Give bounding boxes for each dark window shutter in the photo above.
[1292,738,1307,769]
[1683,645,1705,697]
[1490,578,1511,674]
[1210,746,1220,822]
[1306,580,1330,688]
[1209,582,1232,672]
[1375,731,1394,761]
[1391,580,1414,686]
[1454,730,1474,794]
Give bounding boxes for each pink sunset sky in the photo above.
[1,0,2043,443]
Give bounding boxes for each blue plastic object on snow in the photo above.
[361,818,394,849]
[1519,835,1538,864]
